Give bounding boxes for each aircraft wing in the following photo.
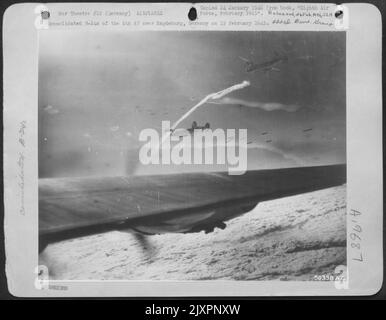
[39,164,346,249]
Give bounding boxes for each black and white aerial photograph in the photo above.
[38,30,346,281]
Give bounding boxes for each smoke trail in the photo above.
[208,97,301,112]
[159,81,250,146]
[155,81,302,165]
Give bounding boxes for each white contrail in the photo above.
[159,81,250,146]
[207,97,301,112]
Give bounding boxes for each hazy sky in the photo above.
[39,31,346,178]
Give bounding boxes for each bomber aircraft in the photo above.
[239,52,288,73]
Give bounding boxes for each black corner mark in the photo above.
[335,10,343,19]
[41,11,50,20]
[188,7,197,21]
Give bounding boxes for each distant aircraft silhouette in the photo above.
[170,121,210,137]
[187,121,210,133]
[239,51,288,73]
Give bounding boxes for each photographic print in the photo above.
[38,30,347,281]
[3,3,382,297]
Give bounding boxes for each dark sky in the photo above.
[39,31,346,178]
